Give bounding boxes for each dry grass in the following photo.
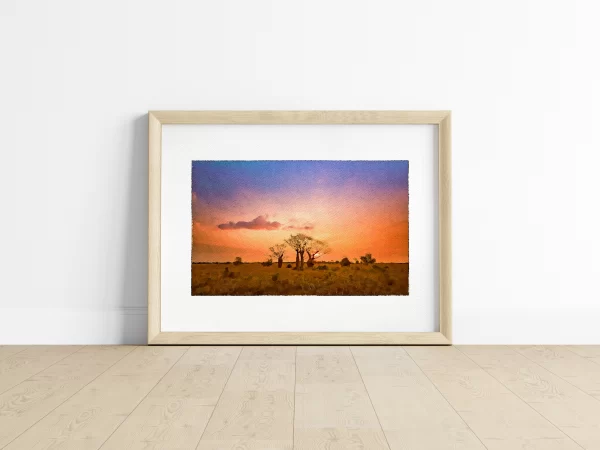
[191,262,408,296]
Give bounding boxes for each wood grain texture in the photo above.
[148,111,162,344]
[196,346,295,450]
[0,346,83,394]
[459,345,600,449]
[567,346,600,365]
[516,346,600,399]
[0,346,134,448]
[438,113,452,341]
[405,346,582,450]
[149,332,451,346]
[295,346,389,450]
[0,346,599,449]
[352,346,484,450]
[101,347,241,450]
[150,110,451,125]
[4,346,187,450]
[0,346,28,362]
[148,110,452,346]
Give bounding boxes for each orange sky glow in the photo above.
[192,161,409,263]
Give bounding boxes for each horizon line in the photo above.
[192,261,409,264]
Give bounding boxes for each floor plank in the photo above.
[4,346,187,450]
[459,345,600,449]
[196,346,295,450]
[405,346,582,450]
[294,346,389,450]
[0,346,134,448]
[516,346,600,399]
[100,346,241,450]
[566,346,600,366]
[0,346,83,394]
[0,345,598,450]
[352,346,485,450]
[0,346,29,362]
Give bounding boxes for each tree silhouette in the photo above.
[305,239,331,267]
[284,234,311,269]
[268,243,287,268]
[360,253,376,264]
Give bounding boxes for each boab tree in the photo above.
[268,243,287,268]
[306,239,331,267]
[284,233,311,269]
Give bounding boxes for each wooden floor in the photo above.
[0,346,599,449]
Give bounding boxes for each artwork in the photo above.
[149,110,452,345]
[191,160,409,296]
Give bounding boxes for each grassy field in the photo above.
[191,262,408,296]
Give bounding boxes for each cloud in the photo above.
[283,218,315,231]
[283,223,314,231]
[217,215,282,231]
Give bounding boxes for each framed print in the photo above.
[148,111,451,345]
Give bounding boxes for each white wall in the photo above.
[1,0,598,344]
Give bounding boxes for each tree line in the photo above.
[266,233,331,269]
[228,233,379,269]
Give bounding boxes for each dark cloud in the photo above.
[217,215,281,231]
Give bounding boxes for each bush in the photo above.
[262,258,273,266]
[233,257,243,266]
[360,253,376,264]
[340,257,351,267]
[286,263,293,268]
[272,273,279,281]
[317,265,328,270]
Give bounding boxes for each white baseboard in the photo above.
[0,307,148,344]
[2,306,598,345]
[454,306,600,344]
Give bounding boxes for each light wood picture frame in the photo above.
[148,111,451,345]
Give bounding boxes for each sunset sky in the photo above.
[192,161,409,263]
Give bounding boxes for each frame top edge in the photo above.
[148,110,451,125]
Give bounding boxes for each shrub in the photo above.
[223,267,239,278]
[233,257,243,266]
[317,265,328,270]
[360,253,376,264]
[262,258,273,267]
[272,273,279,281]
[340,257,351,267]
[286,263,293,268]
